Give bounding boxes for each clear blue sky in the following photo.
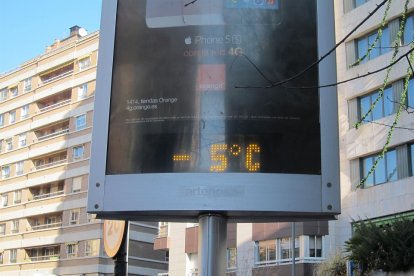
[0,0,102,74]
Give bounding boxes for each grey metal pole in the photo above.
[291,222,296,276]
[114,221,129,276]
[198,214,227,276]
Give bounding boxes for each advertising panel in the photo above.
[88,0,340,221]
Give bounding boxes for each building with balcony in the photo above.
[154,222,329,276]
[0,26,167,276]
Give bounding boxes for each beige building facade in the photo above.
[0,26,167,276]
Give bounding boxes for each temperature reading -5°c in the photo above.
[210,144,261,172]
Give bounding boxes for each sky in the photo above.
[0,0,102,74]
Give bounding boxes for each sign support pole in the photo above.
[114,221,129,276]
[291,222,296,276]
[198,214,227,276]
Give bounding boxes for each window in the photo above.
[280,237,299,259]
[280,238,290,259]
[2,166,10,179]
[45,246,58,257]
[16,161,24,175]
[10,87,18,97]
[9,110,16,124]
[408,79,414,110]
[72,176,82,193]
[0,114,3,126]
[18,134,26,148]
[10,249,17,263]
[404,14,414,45]
[73,145,84,159]
[0,139,3,153]
[70,209,80,225]
[78,83,88,99]
[309,236,323,257]
[66,243,77,258]
[0,223,5,235]
[0,88,7,101]
[46,216,61,226]
[23,78,32,92]
[1,194,8,207]
[227,248,237,269]
[0,252,3,264]
[256,240,276,264]
[78,57,91,70]
[75,114,86,130]
[355,0,369,8]
[6,138,12,151]
[362,149,397,187]
[21,105,29,119]
[357,27,390,63]
[11,220,19,233]
[85,240,100,256]
[359,87,394,122]
[13,190,22,204]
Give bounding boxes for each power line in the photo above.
[235,47,414,89]
[266,0,390,87]
[362,119,414,132]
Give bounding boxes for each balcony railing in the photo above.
[32,190,64,201]
[31,221,62,231]
[39,99,71,113]
[37,128,69,141]
[41,70,73,84]
[34,159,67,171]
[255,256,325,267]
[27,254,60,262]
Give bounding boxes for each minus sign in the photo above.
[173,154,192,161]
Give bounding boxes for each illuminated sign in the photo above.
[88,0,340,221]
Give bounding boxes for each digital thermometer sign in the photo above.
[88,0,340,221]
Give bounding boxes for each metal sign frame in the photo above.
[87,0,340,222]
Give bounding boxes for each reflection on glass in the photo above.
[383,87,393,116]
[363,157,374,187]
[107,0,320,174]
[386,150,397,182]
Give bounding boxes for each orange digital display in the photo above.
[173,143,261,173]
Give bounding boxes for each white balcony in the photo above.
[39,99,71,113]
[30,221,62,231]
[37,128,69,141]
[33,159,67,171]
[41,69,73,85]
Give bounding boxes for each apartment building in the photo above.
[333,0,414,249]
[153,1,414,275]
[0,26,167,276]
[154,221,329,276]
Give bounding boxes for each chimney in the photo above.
[70,25,81,37]
[69,25,87,37]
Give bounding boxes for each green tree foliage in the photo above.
[345,218,414,274]
[313,250,347,276]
